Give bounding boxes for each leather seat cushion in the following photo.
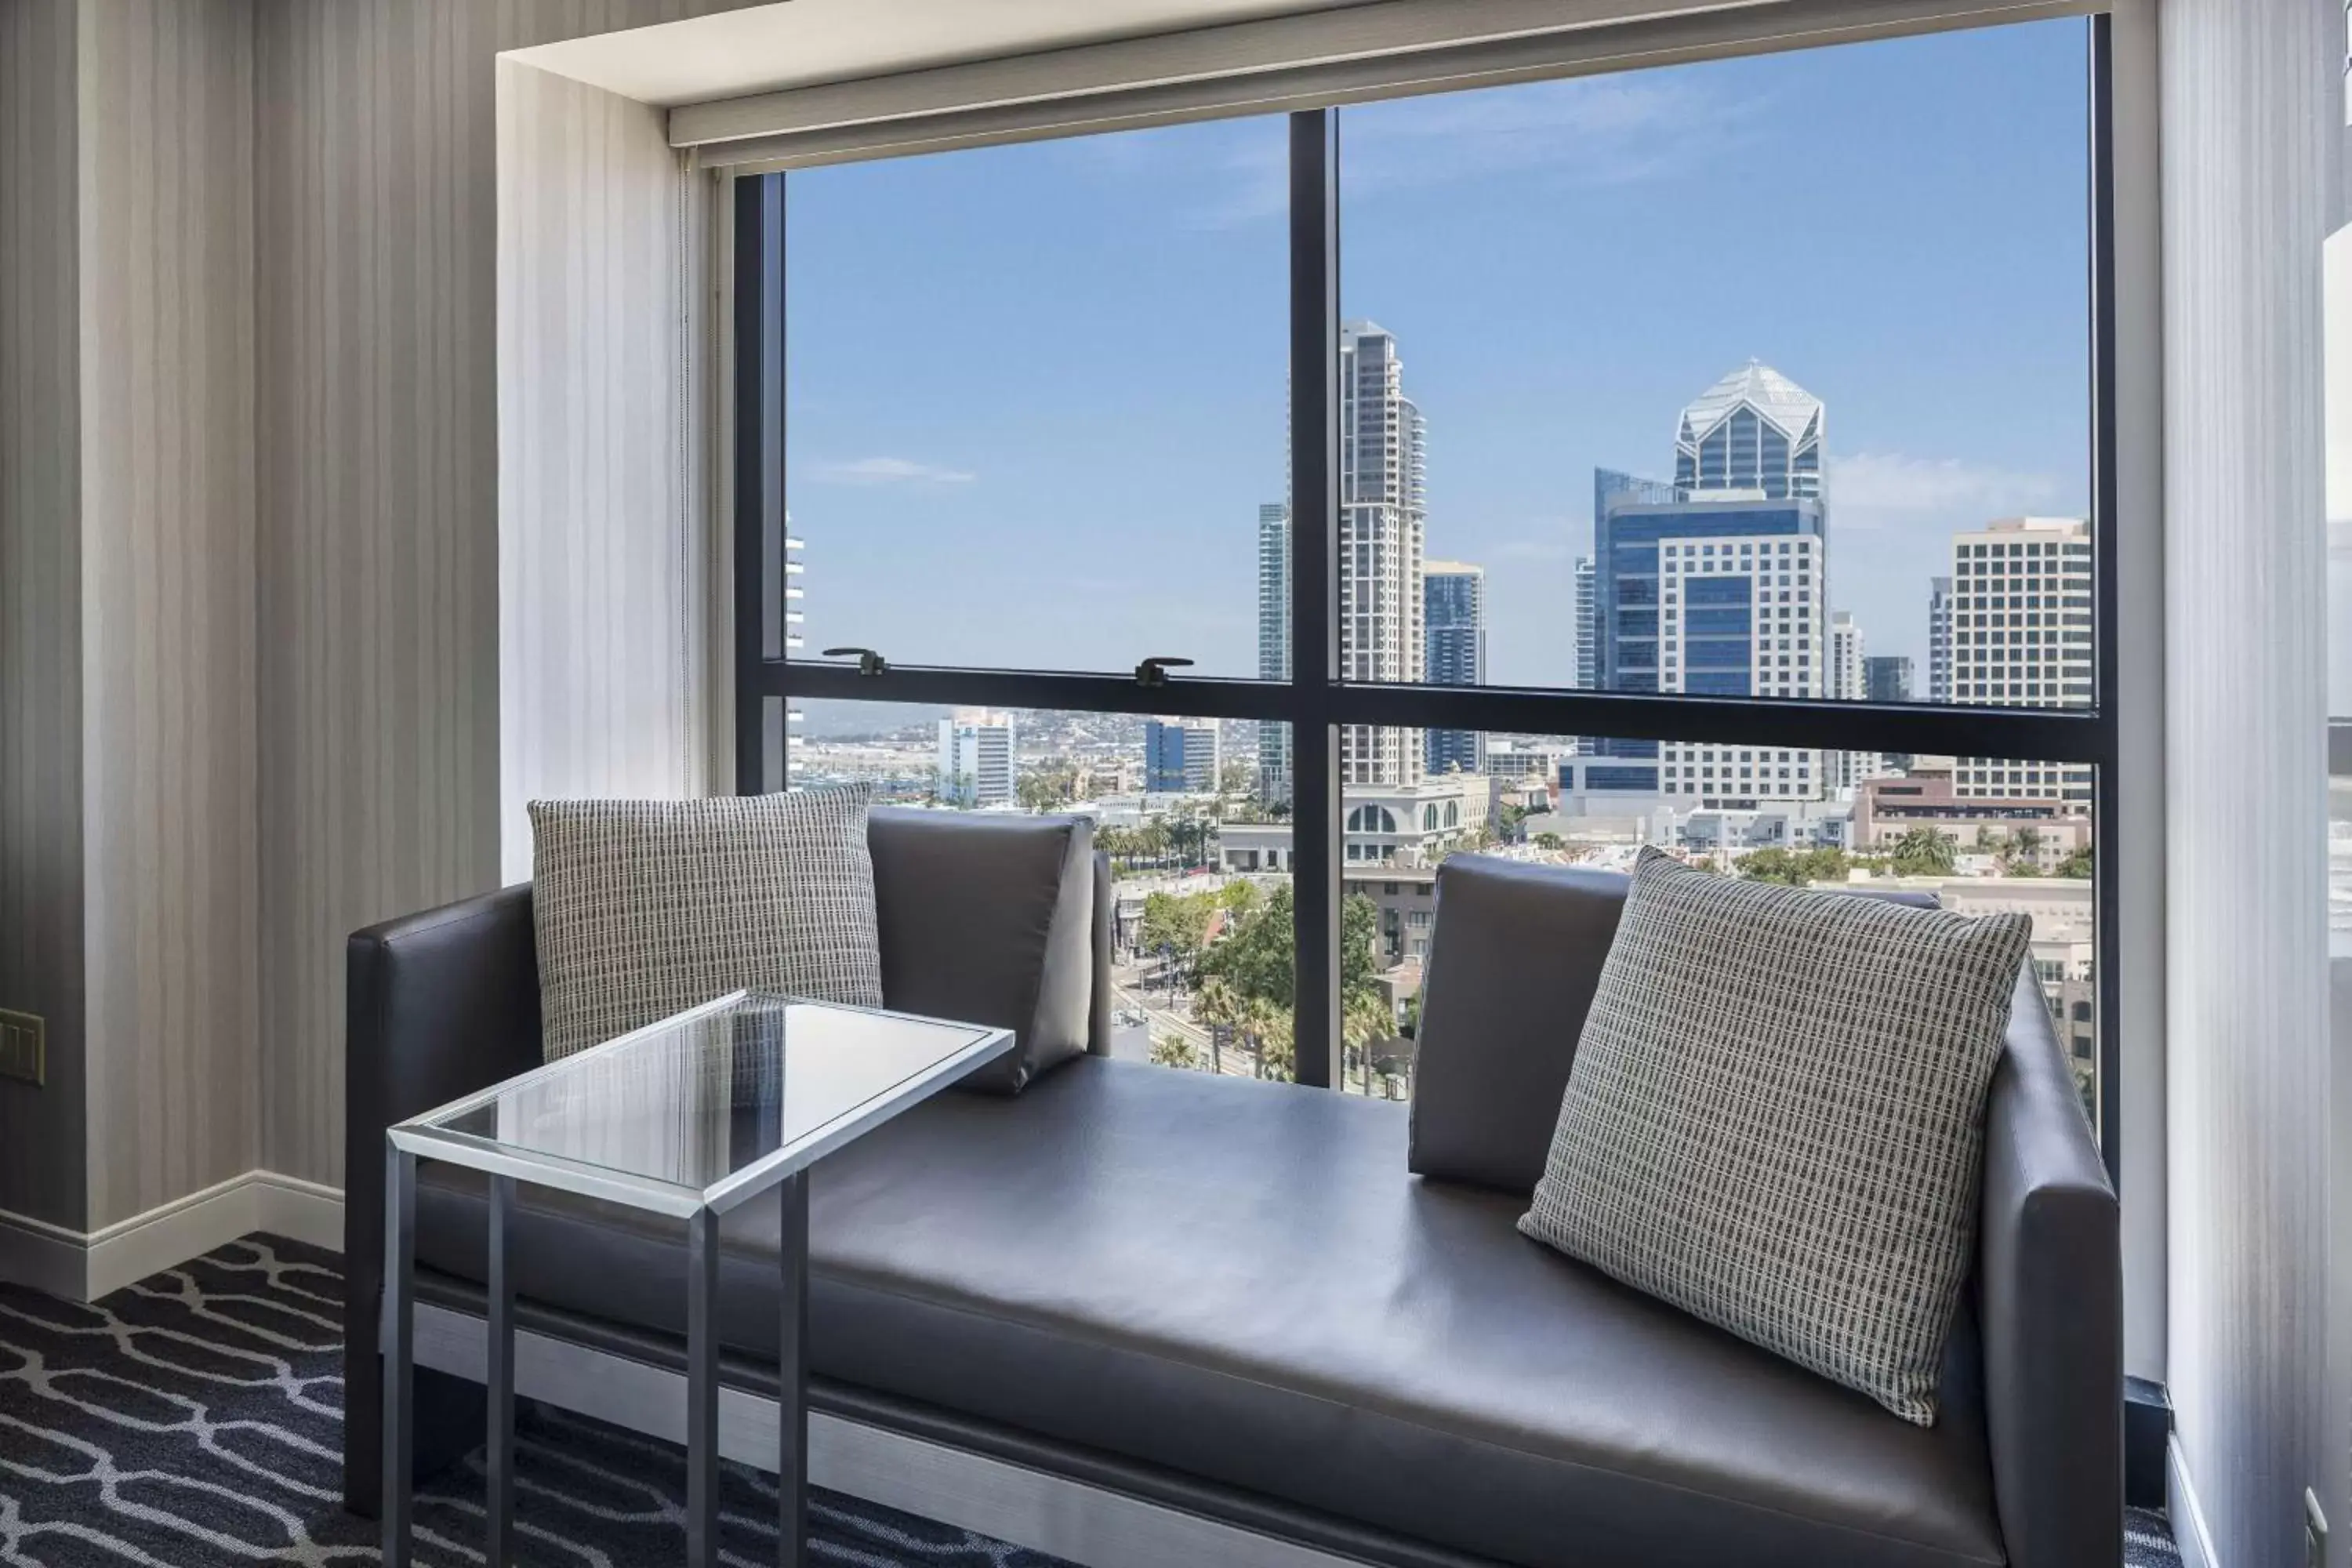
[412,1057,2004,1568]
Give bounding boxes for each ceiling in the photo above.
[506,0,1387,109]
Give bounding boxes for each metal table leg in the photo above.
[381,1144,416,1567]
[778,1171,808,1568]
[487,1174,516,1566]
[687,1206,721,1568]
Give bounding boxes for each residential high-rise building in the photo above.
[1826,612,1884,791]
[1145,718,1221,794]
[1423,561,1486,776]
[1865,655,1914,703]
[786,519,807,766]
[937,710,1015,807]
[1256,502,1291,798]
[1949,517,2095,804]
[1570,553,1598,757]
[1261,325,1428,787]
[1587,367,1828,803]
[1672,360,1825,501]
[1572,554,1597,688]
[1928,575,1955,703]
[1338,321,1426,786]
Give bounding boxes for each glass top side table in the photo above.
[379,990,1013,1568]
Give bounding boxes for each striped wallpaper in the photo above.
[0,0,89,1234]
[252,0,757,1192]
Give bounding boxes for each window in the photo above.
[781,118,1287,677]
[794,699,1295,1079]
[734,14,2118,1151]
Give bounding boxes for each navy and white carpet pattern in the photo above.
[0,1232,2181,1568]
[0,1236,1070,1566]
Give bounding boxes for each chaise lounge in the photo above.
[343,809,2119,1568]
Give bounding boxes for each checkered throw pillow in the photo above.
[528,788,885,1061]
[1518,847,2031,1425]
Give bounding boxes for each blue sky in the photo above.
[783,18,2091,689]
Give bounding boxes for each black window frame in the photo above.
[732,17,2124,1178]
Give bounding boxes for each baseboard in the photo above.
[0,1169,345,1302]
[0,1203,93,1300]
[2168,1432,2221,1568]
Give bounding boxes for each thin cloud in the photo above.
[1828,452,2065,523]
[1145,76,1762,229]
[806,456,976,487]
[1336,75,1766,199]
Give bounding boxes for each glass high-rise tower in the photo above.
[1423,562,1486,775]
[1672,359,1825,501]
[1588,365,1829,804]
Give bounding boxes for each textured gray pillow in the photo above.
[1518,847,2031,1425]
[529,787,885,1060]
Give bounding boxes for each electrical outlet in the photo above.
[0,1008,44,1087]
[2307,1488,2328,1568]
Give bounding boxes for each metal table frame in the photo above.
[377,992,1011,1568]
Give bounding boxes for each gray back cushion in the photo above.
[867,808,1096,1095]
[1410,856,1630,1194]
[529,786,884,1061]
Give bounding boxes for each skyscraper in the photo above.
[1949,517,2095,805]
[1338,321,1426,786]
[1145,718,1221,794]
[1928,575,1955,703]
[1572,554,1597,689]
[1423,561,1486,776]
[937,710,1015,806]
[1570,553,1598,757]
[1672,360,1825,500]
[1588,367,1828,803]
[1256,502,1291,797]
[1264,324,1429,786]
[1865,655,1914,703]
[1826,612,1883,791]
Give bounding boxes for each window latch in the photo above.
[822,647,889,677]
[1134,655,1194,688]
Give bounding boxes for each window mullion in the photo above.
[1288,109,1340,1091]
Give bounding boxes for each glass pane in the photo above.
[1330,20,2092,715]
[791,700,1294,1080]
[784,118,1287,676]
[1340,737,2100,1127]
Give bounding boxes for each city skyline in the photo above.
[779,20,2091,686]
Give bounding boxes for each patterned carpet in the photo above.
[0,1236,1069,1566]
[0,1233,2181,1568]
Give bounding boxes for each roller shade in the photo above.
[673,0,2091,171]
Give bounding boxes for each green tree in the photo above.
[2054,844,2094,880]
[1739,847,1802,884]
[1889,826,1958,877]
[1149,1034,1201,1071]
[1138,890,1217,982]
[2002,826,2047,876]
[1532,831,1566,851]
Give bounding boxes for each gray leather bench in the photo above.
[343,812,2121,1568]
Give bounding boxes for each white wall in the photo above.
[2161,2,2339,1565]
[496,57,713,884]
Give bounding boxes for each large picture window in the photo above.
[735,16,2120,1152]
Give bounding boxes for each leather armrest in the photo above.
[1976,968,2121,1568]
[342,884,543,1508]
[1088,848,1113,1055]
